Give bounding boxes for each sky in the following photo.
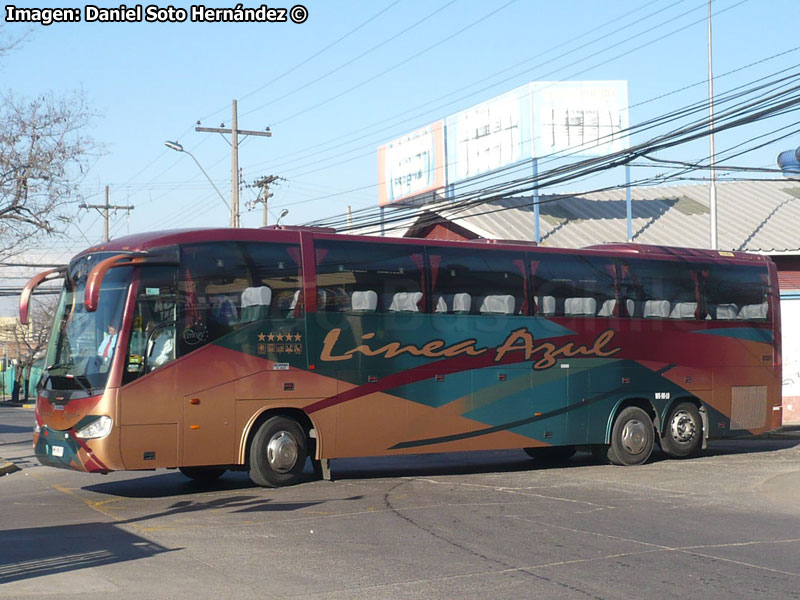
[1,0,799,312]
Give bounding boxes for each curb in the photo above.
[1,402,35,409]
[0,460,20,476]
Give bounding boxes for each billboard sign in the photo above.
[445,84,532,184]
[531,80,629,158]
[378,120,445,206]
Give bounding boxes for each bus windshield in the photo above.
[42,253,132,395]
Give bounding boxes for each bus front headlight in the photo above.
[75,416,113,440]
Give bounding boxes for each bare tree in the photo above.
[0,26,98,261]
[1,92,97,260]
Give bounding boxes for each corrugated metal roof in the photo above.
[405,180,800,253]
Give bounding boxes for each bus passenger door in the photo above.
[118,367,179,470]
[181,379,237,467]
[118,266,180,470]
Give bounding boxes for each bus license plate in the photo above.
[51,446,64,457]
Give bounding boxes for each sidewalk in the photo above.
[1,399,35,409]
[1,400,32,476]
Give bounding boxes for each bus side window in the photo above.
[429,248,526,315]
[178,242,304,356]
[703,263,768,321]
[624,259,699,320]
[123,266,177,384]
[315,241,425,313]
[533,255,615,318]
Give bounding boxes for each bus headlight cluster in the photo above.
[75,416,113,440]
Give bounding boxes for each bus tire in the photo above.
[591,444,612,464]
[661,402,702,458]
[249,415,308,488]
[524,446,576,463]
[608,406,654,466]
[179,466,226,481]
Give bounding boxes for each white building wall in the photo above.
[781,295,800,424]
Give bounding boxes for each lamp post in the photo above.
[164,141,232,218]
[276,209,289,227]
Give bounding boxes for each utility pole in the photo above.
[249,175,281,226]
[195,99,272,228]
[707,0,718,249]
[80,186,134,242]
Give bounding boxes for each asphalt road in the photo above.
[1,404,799,600]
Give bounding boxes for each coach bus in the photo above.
[20,227,782,486]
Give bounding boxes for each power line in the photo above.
[306,70,800,234]
[246,0,710,176]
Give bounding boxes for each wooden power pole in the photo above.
[249,175,281,226]
[195,99,272,228]
[80,186,134,242]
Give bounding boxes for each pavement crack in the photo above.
[382,479,611,600]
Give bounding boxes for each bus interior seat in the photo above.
[643,299,671,318]
[352,290,378,312]
[565,297,596,317]
[715,303,738,320]
[738,302,767,320]
[480,295,515,315]
[453,293,471,313]
[240,286,272,322]
[597,299,615,317]
[597,298,636,317]
[288,289,315,317]
[670,302,697,319]
[434,295,450,313]
[389,291,423,312]
[536,295,556,316]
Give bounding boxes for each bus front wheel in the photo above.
[604,406,655,466]
[661,402,702,458]
[249,416,308,487]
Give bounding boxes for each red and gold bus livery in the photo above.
[21,228,782,486]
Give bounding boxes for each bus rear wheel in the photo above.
[524,446,576,463]
[661,402,702,458]
[249,415,308,488]
[179,466,226,481]
[605,406,655,466]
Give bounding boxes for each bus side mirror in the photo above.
[85,248,180,312]
[20,267,66,325]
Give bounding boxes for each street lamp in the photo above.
[276,209,289,227]
[163,140,232,216]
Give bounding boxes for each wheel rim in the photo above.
[670,410,696,444]
[267,431,299,473]
[620,419,648,455]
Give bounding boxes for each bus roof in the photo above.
[76,227,772,266]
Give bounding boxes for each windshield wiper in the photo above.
[45,362,73,372]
